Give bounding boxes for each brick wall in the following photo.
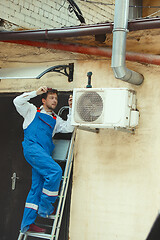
[0,0,114,30]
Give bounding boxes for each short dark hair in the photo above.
[41,88,58,100]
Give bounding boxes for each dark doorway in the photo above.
[0,91,73,240]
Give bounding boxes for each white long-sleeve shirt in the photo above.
[13,91,74,137]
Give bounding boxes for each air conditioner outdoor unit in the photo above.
[71,88,139,130]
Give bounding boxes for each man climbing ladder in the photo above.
[13,86,74,233]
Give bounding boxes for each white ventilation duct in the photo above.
[111,0,144,85]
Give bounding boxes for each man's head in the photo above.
[41,88,58,112]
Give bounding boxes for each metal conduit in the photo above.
[0,17,160,41]
[111,0,144,85]
[0,25,113,40]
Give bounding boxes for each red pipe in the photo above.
[2,40,160,66]
[3,39,113,56]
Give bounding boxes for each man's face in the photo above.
[42,93,58,111]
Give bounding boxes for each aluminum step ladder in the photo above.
[17,129,76,240]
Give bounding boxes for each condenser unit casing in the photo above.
[71,88,139,130]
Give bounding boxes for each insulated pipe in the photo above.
[0,24,113,40]
[111,0,144,85]
[129,17,160,31]
[3,40,160,66]
[0,17,160,41]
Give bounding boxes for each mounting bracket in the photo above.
[37,63,74,82]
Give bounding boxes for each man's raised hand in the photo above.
[36,86,48,95]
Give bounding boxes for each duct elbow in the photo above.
[127,69,144,85]
[111,0,144,86]
[112,66,144,85]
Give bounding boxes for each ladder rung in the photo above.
[55,159,67,162]
[48,214,58,220]
[36,223,53,229]
[38,213,59,220]
[58,195,64,198]
[62,176,68,179]
[26,232,53,239]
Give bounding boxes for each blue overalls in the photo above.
[21,108,62,233]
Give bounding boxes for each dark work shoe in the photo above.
[50,207,57,216]
[28,223,46,233]
[50,199,59,215]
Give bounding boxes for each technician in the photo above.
[13,86,74,233]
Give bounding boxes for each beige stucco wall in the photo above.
[70,61,160,240]
[69,60,160,240]
[1,42,160,240]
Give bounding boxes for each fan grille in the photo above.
[76,92,103,122]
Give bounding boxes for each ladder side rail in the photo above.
[60,130,76,184]
[50,130,76,239]
[54,149,74,240]
[23,235,28,240]
[17,232,24,240]
[39,131,75,240]
[51,159,73,240]
[50,130,76,240]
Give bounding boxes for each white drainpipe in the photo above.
[111,0,144,85]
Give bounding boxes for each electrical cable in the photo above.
[58,0,67,11]
[79,0,160,8]
[68,0,83,15]
[79,0,114,6]
[67,0,86,23]
[130,6,160,8]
